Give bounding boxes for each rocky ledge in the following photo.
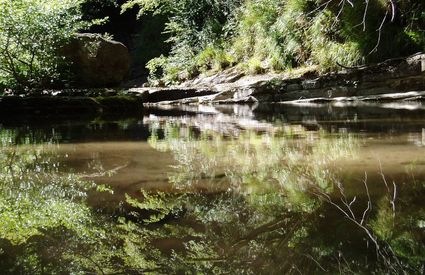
[129,53,425,104]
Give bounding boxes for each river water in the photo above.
[1,102,425,274]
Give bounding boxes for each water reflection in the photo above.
[144,119,425,273]
[0,105,425,274]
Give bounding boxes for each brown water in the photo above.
[1,102,425,274]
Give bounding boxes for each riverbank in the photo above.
[1,53,424,115]
[131,53,425,104]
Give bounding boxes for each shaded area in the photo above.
[0,96,143,117]
[81,0,170,79]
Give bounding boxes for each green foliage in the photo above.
[0,130,96,245]
[122,0,163,15]
[196,46,235,72]
[232,0,299,71]
[126,190,185,223]
[369,182,425,270]
[406,31,425,51]
[145,55,168,84]
[307,10,362,71]
[131,0,425,82]
[123,0,241,84]
[0,0,90,92]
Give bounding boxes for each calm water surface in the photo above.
[1,103,425,274]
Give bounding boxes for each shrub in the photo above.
[0,0,89,92]
[196,46,234,72]
[127,0,425,82]
[123,0,241,84]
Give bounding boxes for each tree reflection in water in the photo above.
[0,123,424,274]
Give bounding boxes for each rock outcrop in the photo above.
[131,53,425,104]
[63,33,131,87]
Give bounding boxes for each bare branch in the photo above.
[391,181,396,216]
[337,181,357,219]
[349,196,357,207]
[388,0,396,22]
[302,253,328,272]
[306,0,334,17]
[362,0,370,31]
[312,187,380,253]
[332,0,346,28]
[369,10,388,55]
[360,172,371,226]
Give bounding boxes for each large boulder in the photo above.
[64,33,131,87]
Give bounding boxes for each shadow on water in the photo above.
[0,103,425,273]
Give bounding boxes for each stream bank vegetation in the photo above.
[0,0,87,92]
[0,0,110,93]
[1,0,424,92]
[124,0,425,85]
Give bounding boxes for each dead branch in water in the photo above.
[310,171,404,272]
